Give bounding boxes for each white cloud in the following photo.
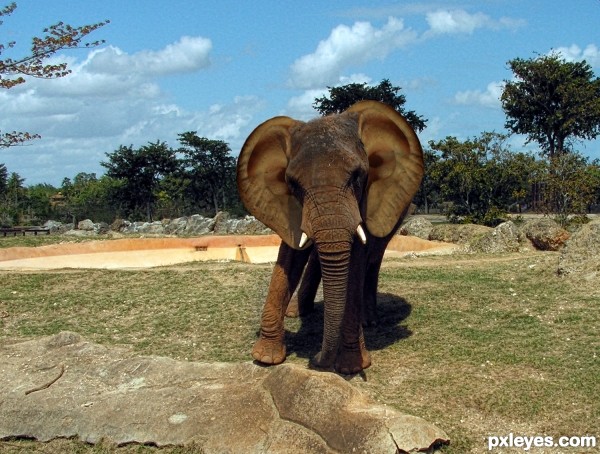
[8,36,212,102]
[425,9,525,36]
[0,37,267,185]
[85,36,212,76]
[554,43,600,68]
[285,90,326,120]
[284,74,374,121]
[288,17,418,89]
[453,81,505,108]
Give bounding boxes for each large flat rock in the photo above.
[1,332,449,453]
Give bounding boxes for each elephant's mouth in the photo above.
[299,224,366,249]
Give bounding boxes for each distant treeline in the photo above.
[1,131,598,228]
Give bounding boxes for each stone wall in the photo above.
[43,212,272,237]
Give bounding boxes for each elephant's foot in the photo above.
[252,336,286,365]
[309,350,336,372]
[285,296,300,318]
[335,347,372,375]
[310,348,371,375]
[362,300,378,327]
[285,295,314,318]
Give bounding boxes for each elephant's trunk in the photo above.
[312,235,353,368]
[301,188,364,369]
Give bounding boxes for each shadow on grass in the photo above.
[285,292,413,360]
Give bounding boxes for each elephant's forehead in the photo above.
[289,115,365,161]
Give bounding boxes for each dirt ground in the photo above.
[0,234,456,270]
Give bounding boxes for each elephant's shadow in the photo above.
[284,293,413,360]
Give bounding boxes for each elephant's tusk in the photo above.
[356,225,367,245]
[299,232,309,248]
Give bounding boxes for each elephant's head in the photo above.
[237,100,423,249]
[237,100,423,371]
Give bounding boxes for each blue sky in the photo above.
[2,0,599,185]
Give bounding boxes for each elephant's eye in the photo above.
[349,169,365,195]
[286,176,304,199]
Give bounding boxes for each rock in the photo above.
[42,220,64,233]
[184,214,216,235]
[558,219,600,280]
[229,216,272,235]
[429,223,492,246]
[78,219,95,231]
[399,216,434,240]
[468,221,526,253]
[95,222,110,234]
[122,221,165,235]
[110,218,128,232]
[143,221,166,234]
[522,218,570,251]
[164,217,189,235]
[0,333,449,453]
[212,211,231,234]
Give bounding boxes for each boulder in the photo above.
[95,222,110,234]
[184,214,216,235]
[468,221,526,253]
[212,211,231,234]
[42,220,65,233]
[0,333,449,453]
[77,219,95,231]
[110,218,128,232]
[522,218,570,251]
[558,219,600,280]
[399,216,434,240]
[229,216,272,235]
[122,221,166,235]
[164,217,189,235]
[429,223,492,246]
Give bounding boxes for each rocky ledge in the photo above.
[1,332,449,453]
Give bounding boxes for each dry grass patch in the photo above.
[0,248,598,453]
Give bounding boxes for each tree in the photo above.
[412,149,441,214]
[60,172,119,224]
[178,132,240,216]
[313,79,428,132]
[501,52,600,159]
[0,163,7,193]
[1,2,108,147]
[537,152,599,225]
[102,142,179,221]
[23,182,57,223]
[428,132,538,225]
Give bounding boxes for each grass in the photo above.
[0,234,116,249]
[0,239,598,453]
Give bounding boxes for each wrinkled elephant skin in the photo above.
[237,101,424,373]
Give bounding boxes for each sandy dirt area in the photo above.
[0,235,455,270]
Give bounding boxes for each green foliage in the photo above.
[313,79,428,132]
[501,52,600,158]
[427,132,538,225]
[102,142,179,221]
[535,152,599,226]
[177,132,242,216]
[60,173,121,224]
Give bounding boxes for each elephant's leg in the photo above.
[362,238,389,326]
[336,244,371,374]
[252,243,310,365]
[286,249,321,317]
[363,259,382,326]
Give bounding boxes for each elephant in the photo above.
[237,100,424,374]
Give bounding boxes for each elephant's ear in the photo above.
[347,100,424,237]
[237,116,305,249]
